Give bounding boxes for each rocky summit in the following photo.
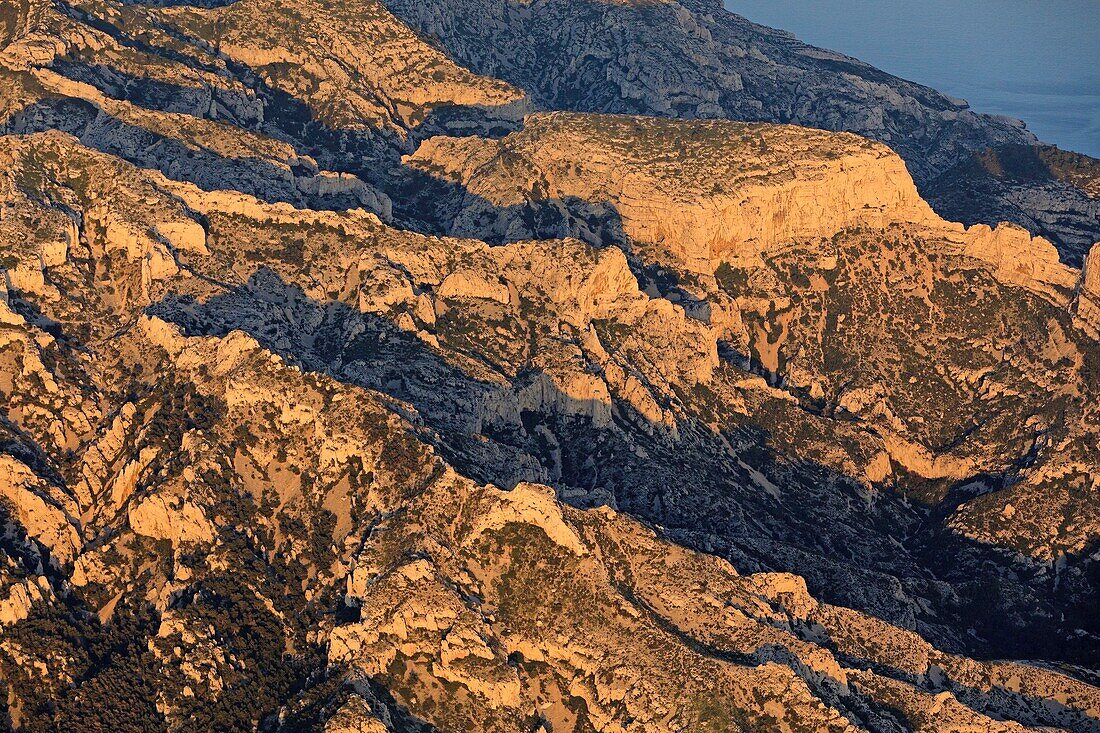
[0,1,1098,732]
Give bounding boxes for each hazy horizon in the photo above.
[727,0,1100,158]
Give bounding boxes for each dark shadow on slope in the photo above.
[37,54,527,223]
[1,97,377,211]
[148,267,554,489]
[148,269,1099,689]
[821,630,1100,733]
[50,60,264,125]
[966,144,1100,185]
[0,415,67,492]
[410,102,528,144]
[379,0,1100,262]
[57,1,225,75]
[925,144,1100,267]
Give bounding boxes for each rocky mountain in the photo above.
[381,0,1100,264]
[0,1,1098,732]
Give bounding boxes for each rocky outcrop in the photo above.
[0,455,82,566]
[322,696,391,733]
[128,493,215,546]
[955,222,1078,299]
[409,113,939,274]
[0,577,54,627]
[0,64,394,215]
[1076,243,1100,337]
[380,0,1099,261]
[0,1,1098,730]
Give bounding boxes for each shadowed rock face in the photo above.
[0,2,1098,732]
[379,0,1100,262]
[925,145,1100,266]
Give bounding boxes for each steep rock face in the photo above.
[926,144,1100,266]
[380,0,1100,260]
[409,112,1079,299]
[408,113,939,273]
[0,1,1099,730]
[0,455,81,567]
[958,223,1078,297]
[1077,243,1100,338]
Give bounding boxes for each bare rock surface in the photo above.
[0,2,1098,732]
[381,0,1100,261]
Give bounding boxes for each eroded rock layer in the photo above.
[0,2,1097,732]
[381,0,1100,263]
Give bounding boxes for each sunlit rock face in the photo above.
[0,1,1098,732]
[381,0,1100,264]
[1077,243,1100,338]
[406,113,940,274]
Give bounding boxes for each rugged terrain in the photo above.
[0,0,1098,732]
[382,0,1100,264]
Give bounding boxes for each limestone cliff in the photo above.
[380,0,1100,260]
[408,112,1079,300]
[408,113,939,273]
[0,2,1098,732]
[1077,243,1100,338]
